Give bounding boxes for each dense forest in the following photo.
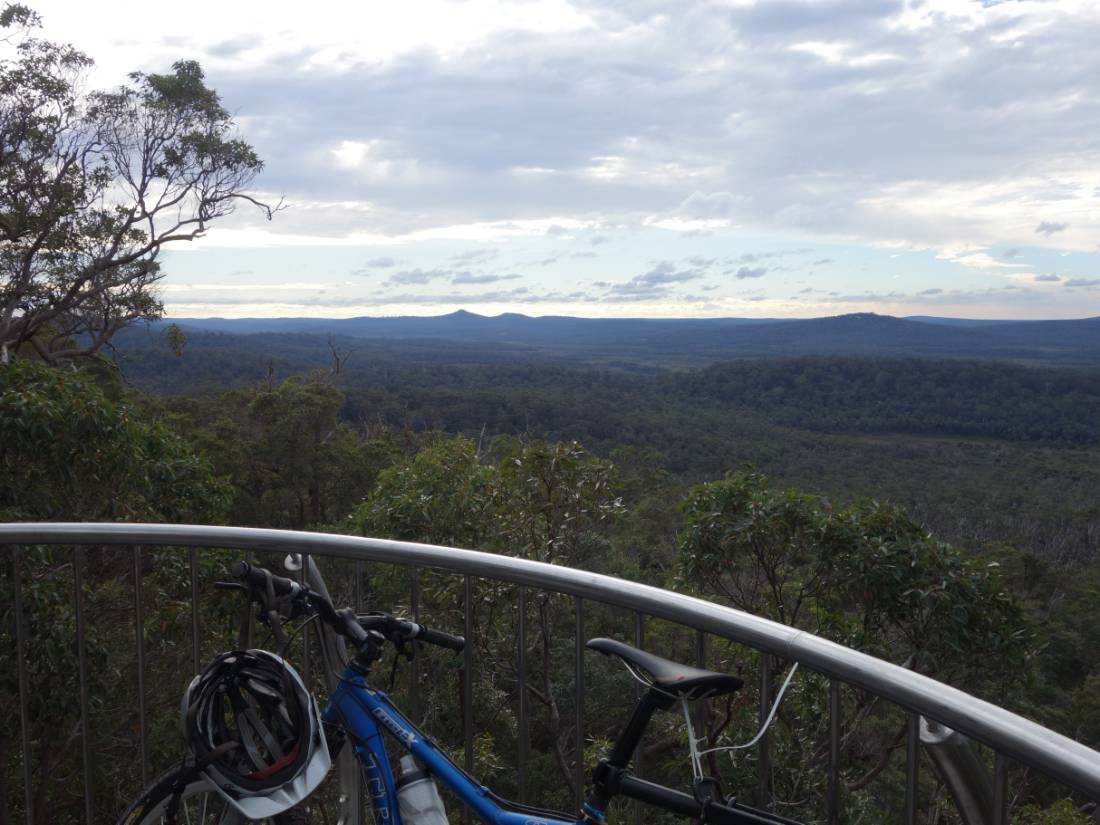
[4,347,1100,825]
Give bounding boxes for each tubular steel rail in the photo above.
[3,522,1100,825]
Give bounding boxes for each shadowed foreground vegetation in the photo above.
[3,358,1100,824]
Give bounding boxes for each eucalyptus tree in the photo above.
[0,4,275,364]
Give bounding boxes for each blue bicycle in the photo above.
[117,559,801,825]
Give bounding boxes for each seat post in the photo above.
[609,687,673,768]
[582,687,675,824]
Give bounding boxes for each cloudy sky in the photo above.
[24,0,1100,319]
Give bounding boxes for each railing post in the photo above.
[13,546,34,825]
[133,546,149,786]
[410,567,420,723]
[463,574,474,768]
[828,680,840,825]
[518,586,528,803]
[74,547,95,825]
[299,551,311,684]
[575,596,586,810]
[758,652,772,809]
[189,546,201,675]
[633,612,645,825]
[905,712,919,825]
[696,629,708,743]
[993,753,1008,825]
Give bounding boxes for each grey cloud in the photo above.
[545,225,571,237]
[1063,278,1100,288]
[452,272,522,284]
[686,256,717,268]
[385,268,451,286]
[1001,248,1021,259]
[1034,273,1061,282]
[205,1,1100,256]
[737,248,814,264]
[589,235,610,246]
[675,191,749,220]
[449,248,499,265]
[207,35,262,58]
[1036,221,1068,237]
[605,260,705,300]
[638,260,705,285]
[813,259,833,266]
[920,288,943,295]
[363,256,398,269]
[734,266,768,280]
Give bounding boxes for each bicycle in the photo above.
[117,556,802,825]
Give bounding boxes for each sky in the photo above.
[21,0,1100,319]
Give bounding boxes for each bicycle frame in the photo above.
[325,666,577,825]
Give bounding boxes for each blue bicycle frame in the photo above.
[325,666,578,825]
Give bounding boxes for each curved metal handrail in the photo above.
[2,521,1098,802]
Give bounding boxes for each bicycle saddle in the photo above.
[586,638,743,700]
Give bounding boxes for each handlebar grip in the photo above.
[417,625,465,652]
[231,560,300,597]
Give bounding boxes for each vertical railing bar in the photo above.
[189,547,200,675]
[827,680,840,825]
[993,752,1008,825]
[462,575,474,825]
[758,652,771,809]
[574,596,585,811]
[410,567,420,723]
[299,551,311,685]
[13,546,35,825]
[695,629,707,735]
[633,611,644,825]
[905,712,919,825]
[355,559,363,611]
[74,547,95,825]
[518,586,528,803]
[134,545,149,786]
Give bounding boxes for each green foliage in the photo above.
[0,359,235,824]
[1014,799,1094,825]
[678,469,1038,822]
[679,469,1033,695]
[157,372,400,529]
[0,359,228,521]
[356,436,492,546]
[1,353,1095,824]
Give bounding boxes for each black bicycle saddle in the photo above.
[586,638,743,700]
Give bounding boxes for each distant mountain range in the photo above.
[144,311,1100,367]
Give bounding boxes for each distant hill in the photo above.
[128,312,1100,381]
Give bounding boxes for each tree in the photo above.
[0,5,275,364]
[677,469,1035,819]
[0,358,230,825]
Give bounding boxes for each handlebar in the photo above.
[229,560,465,653]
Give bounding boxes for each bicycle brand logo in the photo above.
[364,753,392,822]
[372,707,417,747]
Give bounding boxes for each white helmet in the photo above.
[182,650,331,819]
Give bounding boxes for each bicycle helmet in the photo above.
[182,649,331,819]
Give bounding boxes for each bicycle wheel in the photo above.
[117,766,311,824]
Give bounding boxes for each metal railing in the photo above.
[3,522,1100,825]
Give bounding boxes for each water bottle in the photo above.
[395,755,449,825]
